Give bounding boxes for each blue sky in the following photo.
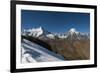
[21,10,90,33]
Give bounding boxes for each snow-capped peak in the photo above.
[36,26,43,31]
[66,28,89,40]
[22,26,52,38]
[69,28,76,32]
[28,27,44,37]
[30,26,43,32]
[68,28,79,35]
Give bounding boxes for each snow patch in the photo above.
[21,39,65,63]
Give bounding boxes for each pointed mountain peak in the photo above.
[38,26,43,30]
[67,28,79,35]
[35,26,46,31]
[69,28,76,32]
[22,26,51,37]
[30,26,44,32]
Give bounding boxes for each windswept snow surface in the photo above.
[21,39,65,63]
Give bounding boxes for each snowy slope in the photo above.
[21,39,65,63]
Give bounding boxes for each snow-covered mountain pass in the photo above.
[21,39,65,63]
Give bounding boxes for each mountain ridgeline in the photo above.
[22,27,90,60]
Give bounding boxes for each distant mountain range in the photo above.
[21,27,90,61]
[22,27,89,40]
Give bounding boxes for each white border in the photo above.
[16,4,94,69]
